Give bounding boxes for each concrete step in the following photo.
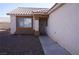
[15,30,34,35]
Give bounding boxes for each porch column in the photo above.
[33,16,39,36]
[10,15,16,34]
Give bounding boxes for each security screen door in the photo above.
[17,18,32,28]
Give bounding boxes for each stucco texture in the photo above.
[47,3,79,54]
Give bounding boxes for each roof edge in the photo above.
[7,13,11,15]
[48,3,66,14]
[18,7,49,9]
[6,7,49,15]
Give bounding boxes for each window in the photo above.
[17,18,32,28]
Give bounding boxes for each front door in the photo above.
[39,18,47,35]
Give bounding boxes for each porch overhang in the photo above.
[7,7,49,35]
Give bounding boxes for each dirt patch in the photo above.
[0,31,44,55]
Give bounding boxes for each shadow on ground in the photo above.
[0,30,44,55]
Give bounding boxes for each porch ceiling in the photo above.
[33,14,48,18]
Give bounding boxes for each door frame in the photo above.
[39,17,48,35]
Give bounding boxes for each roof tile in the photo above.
[7,7,49,15]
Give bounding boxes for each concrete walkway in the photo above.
[39,36,70,55]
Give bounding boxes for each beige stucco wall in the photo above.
[47,3,79,54]
[34,20,39,31]
[10,15,16,34]
[33,17,39,31]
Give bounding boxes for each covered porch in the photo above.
[7,7,49,35]
[15,14,48,35]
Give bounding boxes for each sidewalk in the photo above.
[39,36,70,55]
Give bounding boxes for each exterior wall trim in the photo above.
[48,3,66,14]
